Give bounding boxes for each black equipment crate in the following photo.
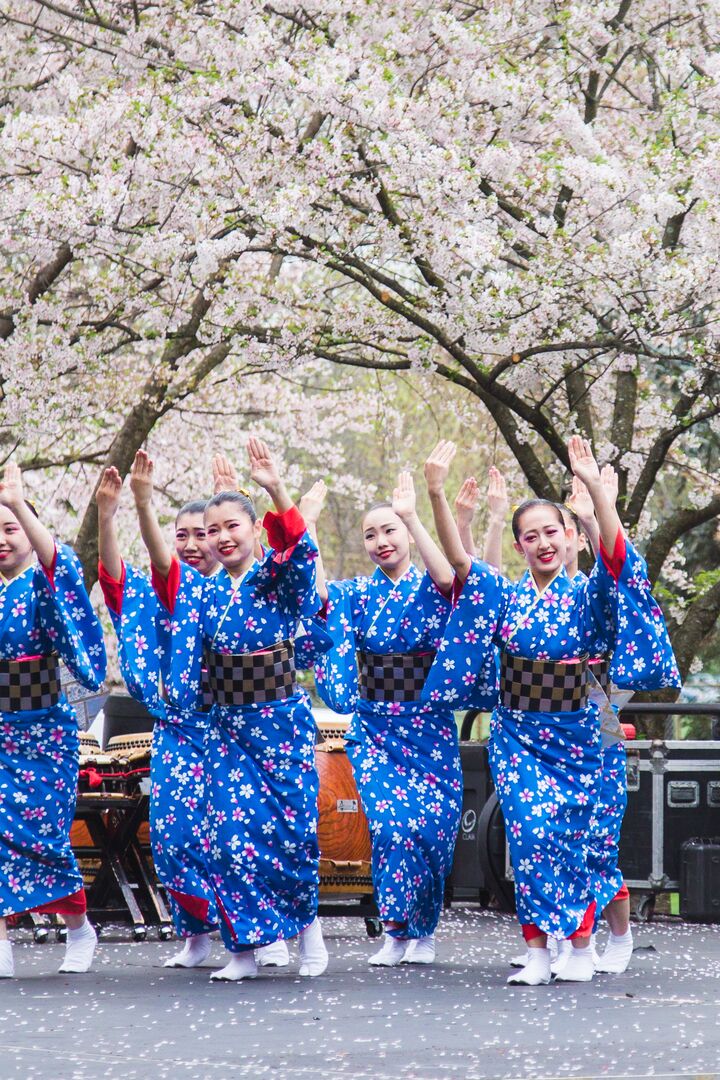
[680,838,720,922]
[620,740,720,895]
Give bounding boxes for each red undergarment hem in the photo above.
[522,901,597,943]
[167,888,211,922]
[33,888,87,916]
[613,883,629,902]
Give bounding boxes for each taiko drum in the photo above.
[315,738,372,871]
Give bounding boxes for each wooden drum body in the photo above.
[315,737,373,897]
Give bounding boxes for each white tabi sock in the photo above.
[59,918,97,974]
[590,932,600,967]
[369,936,409,967]
[298,918,328,977]
[401,935,436,965]
[210,950,257,981]
[594,929,633,974]
[550,938,573,975]
[507,947,551,986]
[164,933,212,968]
[257,939,290,967]
[510,936,557,969]
[554,945,594,982]
[0,941,14,979]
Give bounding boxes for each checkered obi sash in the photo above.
[204,641,297,707]
[0,654,62,712]
[499,651,588,713]
[588,656,611,694]
[357,649,436,703]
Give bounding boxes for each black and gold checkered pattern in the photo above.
[588,656,611,693]
[500,651,588,712]
[0,654,62,712]
[357,649,435,703]
[204,641,297,706]
[199,667,214,713]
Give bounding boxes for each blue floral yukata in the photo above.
[98,560,218,938]
[1,545,106,917]
[574,543,680,926]
[422,533,678,939]
[314,564,462,939]
[151,506,327,952]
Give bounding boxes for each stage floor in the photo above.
[1,907,719,1079]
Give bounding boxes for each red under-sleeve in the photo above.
[40,544,58,591]
[263,505,306,565]
[599,528,626,582]
[151,555,182,613]
[98,559,126,616]
[451,574,466,606]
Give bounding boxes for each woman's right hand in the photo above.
[424,440,456,495]
[96,467,123,517]
[129,450,155,508]
[299,480,327,526]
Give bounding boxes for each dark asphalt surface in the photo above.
[0,908,719,1080]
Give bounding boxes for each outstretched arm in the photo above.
[96,468,124,581]
[424,441,472,584]
[130,450,173,577]
[299,480,329,603]
[393,470,454,593]
[454,477,479,557]
[0,463,55,570]
[568,437,623,555]
[482,466,509,571]
[247,437,293,514]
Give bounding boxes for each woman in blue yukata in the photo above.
[0,463,106,978]
[423,436,679,986]
[145,438,329,982]
[308,470,461,967]
[96,453,289,971]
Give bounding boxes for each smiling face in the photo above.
[362,505,411,579]
[204,501,262,577]
[174,511,217,577]
[512,503,570,587]
[0,506,33,580]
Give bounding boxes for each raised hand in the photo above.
[454,477,479,530]
[96,467,124,518]
[247,437,280,493]
[601,464,619,508]
[424,440,456,495]
[392,470,417,522]
[129,449,155,508]
[213,453,239,495]
[299,480,327,526]
[566,474,594,521]
[567,435,600,489]
[487,466,509,521]
[0,462,24,509]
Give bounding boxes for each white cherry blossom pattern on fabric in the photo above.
[315,564,462,939]
[423,537,679,939]
[1,545,106,916]
[151,508,329,951]
[98,561,218,936]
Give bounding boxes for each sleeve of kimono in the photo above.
[100,561,165,717]
[33,542,107,691]
[312,579,360,714]
[260,508,323,622]
[150,557,207,712]
[422,558,510,710]
[585,533,681,690]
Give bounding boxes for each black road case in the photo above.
[620,739,720,917]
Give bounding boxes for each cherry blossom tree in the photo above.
[1,0,719,675]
